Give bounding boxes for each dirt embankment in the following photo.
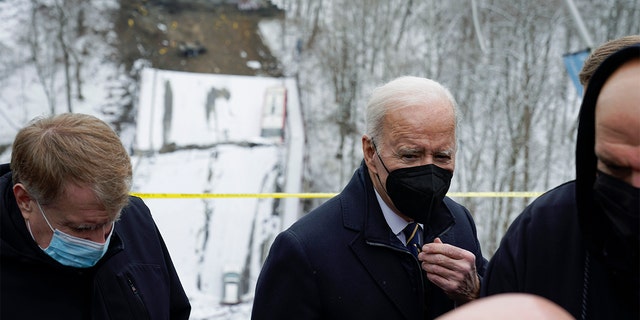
[114,1,284,77]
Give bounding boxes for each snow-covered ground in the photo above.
[134,146,280,319]
[133,68,303,319]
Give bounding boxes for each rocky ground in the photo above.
[113,1,284,77]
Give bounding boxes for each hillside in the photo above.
[114,1,284,76]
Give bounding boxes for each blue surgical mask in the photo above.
[34,202,113,268]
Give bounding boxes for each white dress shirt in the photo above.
[374,189,423,246]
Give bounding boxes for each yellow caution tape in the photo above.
[447,192,544,198]
[130,192,543,199]
[130,193,336,199]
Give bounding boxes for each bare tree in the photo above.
[20,0,112,115]
[287,0,639,255]
[292,0,418,191]
[26,0,58,114]
[54,1,74,113]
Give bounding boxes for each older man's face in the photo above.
[372,102,456,174]
[363,99,456,219]
[595,59,640,188]
[15,182,118,249]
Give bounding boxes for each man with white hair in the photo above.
[253,76,487,319]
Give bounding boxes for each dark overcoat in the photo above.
[252,162,486,319]
[481,182,638,319]
[0,163,191,319]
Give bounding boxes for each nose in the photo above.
[86,232,106,243]
[86,224,113,243]
[423,155,436,166]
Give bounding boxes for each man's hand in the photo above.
[417,237,480,304]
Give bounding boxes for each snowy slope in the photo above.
[133,68,303,319]
[132,146,281,319]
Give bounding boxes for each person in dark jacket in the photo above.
[481,45,640,319]
[0,113,191,319]
[252,76,487,319]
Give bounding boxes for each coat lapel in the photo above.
[349,235,418,319]
[341,163,422,320]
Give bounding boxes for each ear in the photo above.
[362,135,378,175]
[13,183,34,220]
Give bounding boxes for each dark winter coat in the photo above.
[252,161,486,319]
[481,45,640,319]
[0,163,191,319]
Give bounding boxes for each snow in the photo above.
[133,146,280,319]
[129,66,304,319]
[0,9,303,318]
[136,68,294,149]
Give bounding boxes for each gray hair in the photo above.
[365,76,459,148]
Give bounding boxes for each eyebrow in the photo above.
[68,223,105,231]
[437,149,454,156]
[394,147,421,154]
[64,218,114,231]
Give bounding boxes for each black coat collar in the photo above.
[340,161,455,246]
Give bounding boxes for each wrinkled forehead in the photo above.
[596,59,640,125]
[386,97,456,121]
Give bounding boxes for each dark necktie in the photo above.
[403,222,422,258]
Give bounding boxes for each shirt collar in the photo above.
[374,189,422,244]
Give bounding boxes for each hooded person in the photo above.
[481,44,640,319]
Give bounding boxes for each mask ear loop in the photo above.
[103,222,116,242]
[371,139,392,195]
[371,139,392,173]
[35,201,55,232]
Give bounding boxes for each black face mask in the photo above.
[593,170,640,241]
[374,144,453,224]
